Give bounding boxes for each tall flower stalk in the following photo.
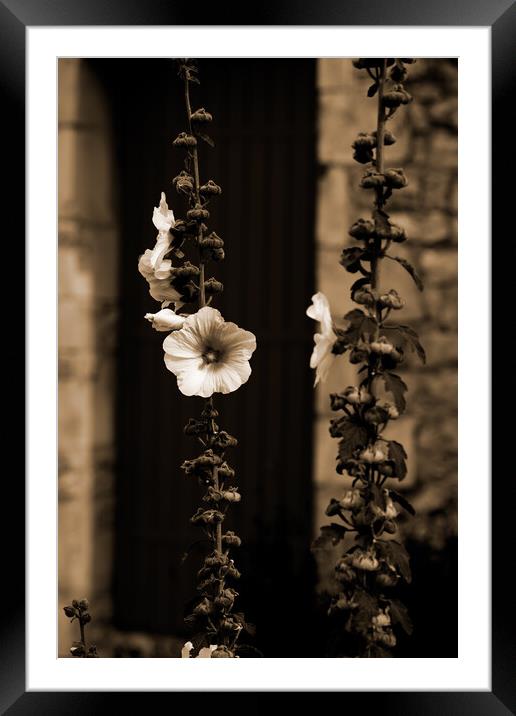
[309,58,424,657]
[139,59,256,658]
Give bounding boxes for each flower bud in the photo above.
[383,86,412,108]
[384,168,408,189]
[212,431,237,449]
[199,179,221,195]
[78,599,89,610]
[211,247,225,262]
[172,132,197,147]
[63,605,76,618]
[372,129,397,145]
[351,549,379,571]
[360,171,386,189]
[191,107,213,123]
[145,308,185,332]
[173,171,194,194]
[222,531,241,548]
[378,289,404,309]
[373,610,391,628]
[354,288,376,307]
[339,489,364,510]
[199,232,224,249]
[204,277,224,295]
[375,400,399,420]
[370,337,394,354]
[184,418,208,436]
[80,612,91,624]
[172,261,200,279]
[360,442,388,464]
[187,207,210,221]
[221,488,241,503]
[349,218,375,239]
[378,462,395,476]
[211,646,233,658]
[218,463,235,481]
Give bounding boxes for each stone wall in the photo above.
[58,59,118,655]
[314,59,458,586]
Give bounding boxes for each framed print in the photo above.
[7,0,514,710]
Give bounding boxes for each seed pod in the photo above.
[199,232,224,249]
[204,278,224,295]
[222,531,241,547]
[191,107,213,123]
[173,171,194,194]
[372,128,397,145]
[172,132,197,147]
[200,179,222,195]
[349,218,375,239]
[360,171,386,189]
[211,247,225,262]
[378,289,404,310]
[384,168,408,189]
[187,207,210,221]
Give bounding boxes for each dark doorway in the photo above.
[91,59,317,656]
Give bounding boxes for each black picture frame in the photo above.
[8,0,514,711]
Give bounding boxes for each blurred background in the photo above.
[58,58,457,657]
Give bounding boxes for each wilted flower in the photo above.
[145,308,185,332]
[138,193,182,303]
[163,306,256,398]
[181,641,218,658]
[306,292,338,386]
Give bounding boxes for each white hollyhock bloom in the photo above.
[163,306,256,398]
[181,641,217,658]
[306,292,338,386]
[138,192,181,303]
[152,191,175,233]
[144,308,186,332]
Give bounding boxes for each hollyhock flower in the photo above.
[181,641,217,658]
[144,308,185,332]
[306,292,338,386]
[138,193,182,303]
[163,306,256,398]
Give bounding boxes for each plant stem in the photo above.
[371,59,387,294]
[183,72,206,308]
[79,619,86,658]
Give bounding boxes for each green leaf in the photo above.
[390,490,416,516]
[387,254,424,291]
[312,523,349,549]
[396,324,426,364]
[389,598,413,635]
[388,440,408,480]
[332,416,369,462]
[381,372,407,412]
[377,540,411,583]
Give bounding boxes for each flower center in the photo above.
[202,347,221,365]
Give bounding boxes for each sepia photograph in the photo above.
[58,56,458,660]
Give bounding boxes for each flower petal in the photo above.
[152,192,175,232]
[163,325,202,358]
[307,292,333,335]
